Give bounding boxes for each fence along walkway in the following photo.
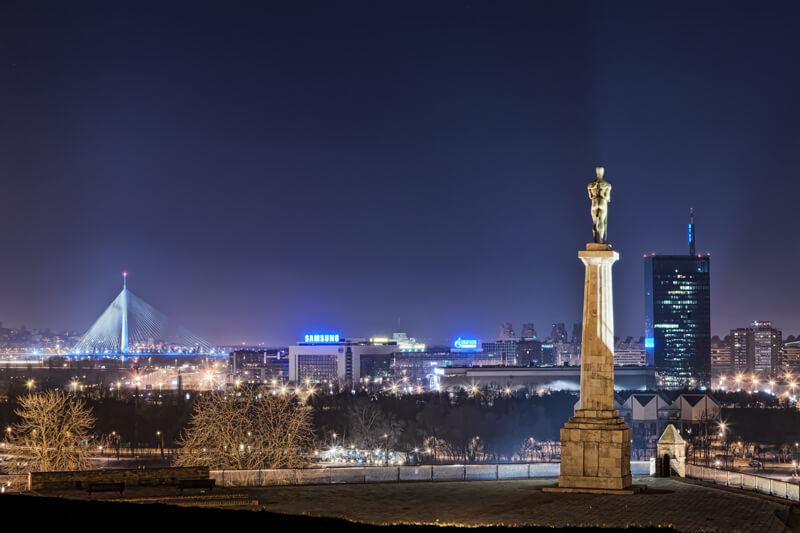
[211,461,653,487]
[686,464,800,502]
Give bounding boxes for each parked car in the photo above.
[749,460,762,468]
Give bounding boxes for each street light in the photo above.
[717,421,729,468]
[111,430,120,458]
[383,433,389,466]
[156,430,164,458]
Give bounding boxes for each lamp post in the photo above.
[111,430,120,459]
[383,433,389,466]
[156,430,164,458]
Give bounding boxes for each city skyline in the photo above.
[2,2,800,345]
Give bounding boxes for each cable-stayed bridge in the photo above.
[71,273,219,356]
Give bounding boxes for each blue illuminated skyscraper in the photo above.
[644,211,711,389]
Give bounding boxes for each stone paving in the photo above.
[243,476,793,532]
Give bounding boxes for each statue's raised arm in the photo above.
[587,166,612,244]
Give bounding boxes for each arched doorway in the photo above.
[662,454,671,477]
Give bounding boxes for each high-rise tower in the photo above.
[644,212,711,389]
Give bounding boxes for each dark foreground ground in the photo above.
[2,476,798,532]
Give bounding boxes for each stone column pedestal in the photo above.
[545,244,637,494]
[558,408,632,490]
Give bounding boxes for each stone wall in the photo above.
[29,466,208,491]
[210,461,652,487]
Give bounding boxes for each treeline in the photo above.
[310,391,576,463]
[1,388,577,466]
[0,393,195,449]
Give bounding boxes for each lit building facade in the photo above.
[730,328,750,373]
[229,349,288,383]
[710,342,732,379]
[516,339,542,367]
[728,321,782,377]
[752,321,782,377]
[481,339,518,365]
[540,343,557,366]
[782,342,800,375]
[287,335,397,384]
[644,254,711,388]
[614,341,646,366]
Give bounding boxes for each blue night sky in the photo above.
[1,1,799,345]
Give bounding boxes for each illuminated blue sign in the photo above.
[304,333,341,344]
[453,337,478,350]
[644,337,655,349]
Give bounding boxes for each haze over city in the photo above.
[2,1,799,346]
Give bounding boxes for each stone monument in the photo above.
[544,167,637,494]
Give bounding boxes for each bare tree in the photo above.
[177,388,314,470]
[345,397,402,451]
[6,391,95,473]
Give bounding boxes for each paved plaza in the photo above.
[243,477,794,532]
[21,475,799,531]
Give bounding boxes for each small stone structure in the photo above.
[655,424,686,477]
[28,466,209,491]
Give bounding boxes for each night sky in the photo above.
[2,1,800,346]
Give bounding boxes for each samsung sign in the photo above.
[304,333,341,343]
[453,337,478,350]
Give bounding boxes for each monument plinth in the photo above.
[544,167,639,495]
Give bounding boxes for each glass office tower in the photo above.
[644,211,711,388]
[644,255,711,388]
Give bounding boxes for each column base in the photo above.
[556,409,633,490]
[542,485,646,495]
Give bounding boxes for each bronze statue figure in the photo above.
[588,166,611,244]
